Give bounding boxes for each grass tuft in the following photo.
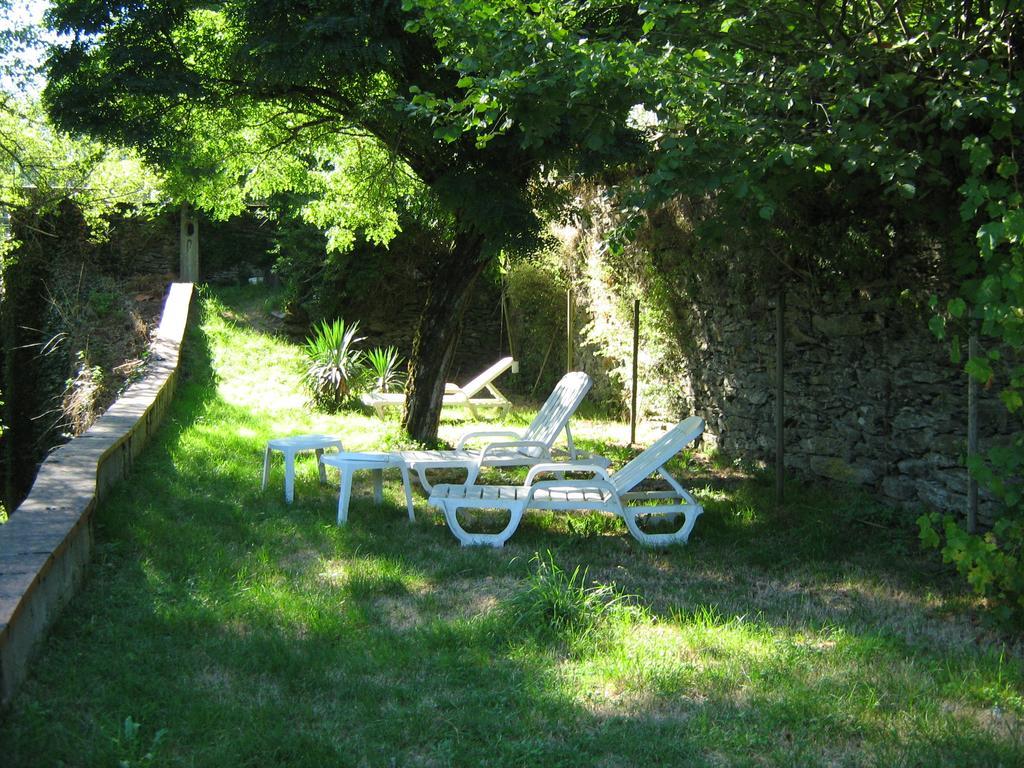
[505,551,631,653]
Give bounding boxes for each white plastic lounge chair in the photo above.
[427,416,705,548]
[398,371,601,493]
[362,357,515,418]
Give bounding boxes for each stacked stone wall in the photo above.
[560,195,1013,523]
[669,285,1009,523]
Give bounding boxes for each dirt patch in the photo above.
[372,575,520,632]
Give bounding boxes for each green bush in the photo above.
[919,440,1024,626]
[504,259,566,399]
[364,345,406,394]
[300,318,368,411]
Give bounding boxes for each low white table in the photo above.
[262,434,344,503]
[320,452,415,525]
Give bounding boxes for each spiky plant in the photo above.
[301,318,367,411]
[365,345,406,393]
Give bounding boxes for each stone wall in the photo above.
[560,197,1013,524]
[661,285,1009,524]
[0,283,193,710]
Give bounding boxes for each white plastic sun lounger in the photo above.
[362,357,515,418]
[427,416,705,548]
[397,371,602,493]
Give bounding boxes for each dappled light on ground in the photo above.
[0,287,1020,767]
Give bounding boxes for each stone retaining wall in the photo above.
[672,286,1010,524]
[0,283,193,710]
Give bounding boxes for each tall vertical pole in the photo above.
[967,331,979,533]
[179,202,199,282]
[630,298,640,447]
[776,286,786,506]
[566,288,574,372]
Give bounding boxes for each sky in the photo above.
[1,0,55,94]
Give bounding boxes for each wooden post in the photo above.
[566,287,574,372]
[630,298,640,447]
[776,286,785,506]
[179,203,199,281]
[967,332,979,533]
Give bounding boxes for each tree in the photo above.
[1,0,160,255]
[626,0,1024,620]
[1,1,167,511]
[408,0,1024,618]
[43,0,645,443]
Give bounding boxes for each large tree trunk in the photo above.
[402,232,488,444]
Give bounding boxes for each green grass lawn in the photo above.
[1,286,1021,767]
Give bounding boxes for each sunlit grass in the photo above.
[0,285,1021,767]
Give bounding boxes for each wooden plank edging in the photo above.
[0,282,194,710]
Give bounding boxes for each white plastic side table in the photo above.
[319,452,415,524]
[262,434,344,503]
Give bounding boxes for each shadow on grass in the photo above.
[1,287,1020,767]
[5,516,1018,766]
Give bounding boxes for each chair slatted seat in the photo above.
[427,416,706,548]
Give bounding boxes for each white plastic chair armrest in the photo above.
[524,463,614,486]
[576,451,613,469]
[477,440,551,462]
[456,430,523,449]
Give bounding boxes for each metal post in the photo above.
[630,298,640,447]
[967,332,979,533]
[776,287,785,505]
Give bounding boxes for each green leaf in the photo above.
[929,314,946,340]
[917,513,941,549]
[758,204,774,220]
[1000,388,1024,413]
[720,18,739,33]
[947,297,967,318]
[1004,209,1024,239]
[977,221,1005,257]
[456,76,474,88]
[997,157,1019,179]
[967,140,994,173]
[965,357,994,383]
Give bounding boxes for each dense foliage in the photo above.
[0,1,171,511]
[400,0,1024,618]
[43,0,646,443]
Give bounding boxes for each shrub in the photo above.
[919,506,1024,627]
[365,345,406,393]
[300,318,367,411]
